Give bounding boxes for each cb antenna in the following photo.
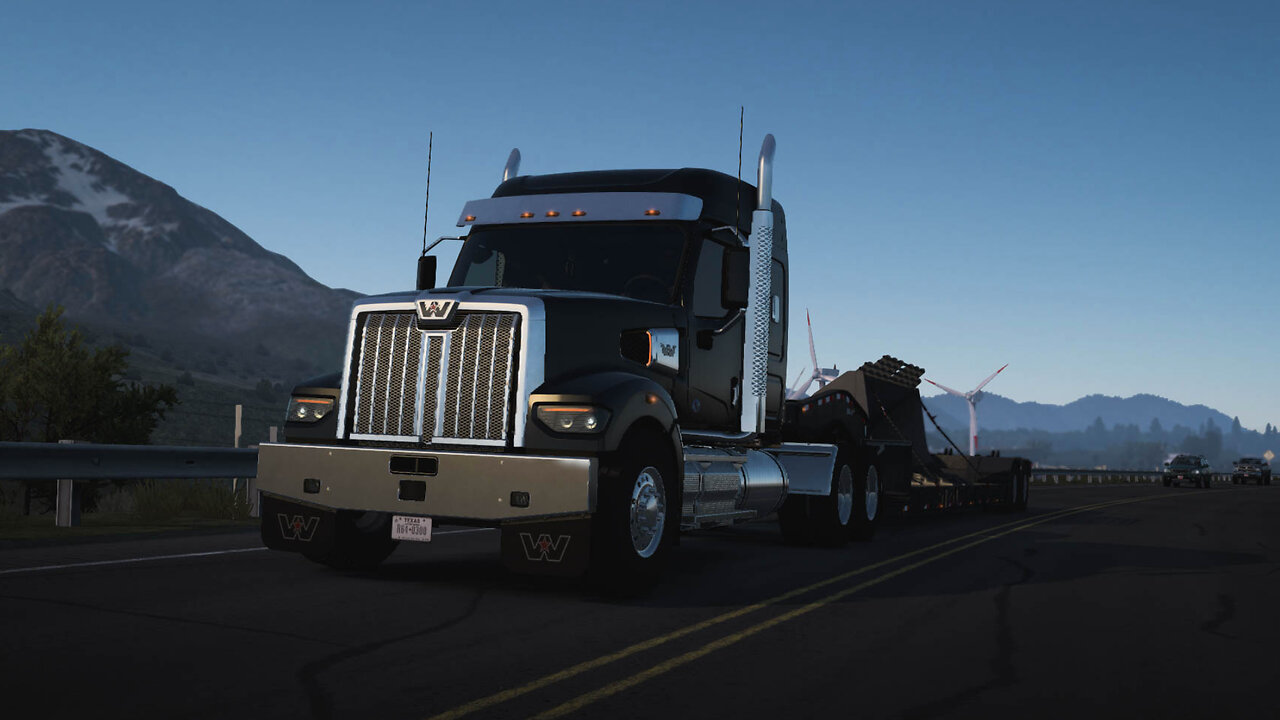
[735,106,743,234]
[421,131,432,256]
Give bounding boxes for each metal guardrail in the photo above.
[0,441,259,527]
[0,441,257,480]
[1030,468,1231,485]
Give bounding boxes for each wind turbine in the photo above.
[787,309,840,399]
[924,364,1008,456]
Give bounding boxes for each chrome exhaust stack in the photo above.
[740,134,776,435]
[503,148,521,182]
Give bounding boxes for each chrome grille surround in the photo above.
[337,297,544,448]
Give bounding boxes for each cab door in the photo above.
[684,237,745,431]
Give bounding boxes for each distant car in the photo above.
[1231,457,1272,486]
[1163,454,1213,488]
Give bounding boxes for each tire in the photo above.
[848,462,881,541]
[588,429,677,596]
[1014,464,1030,512]
[305,510,399,570]
[810,452,857,547]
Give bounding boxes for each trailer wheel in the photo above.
[1013,465,1029,512]
[588,430,676,596]
[811,459,856,547]
[305,511,399,571]
[848,463,881,541]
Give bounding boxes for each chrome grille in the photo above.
[441,313,517,442]
[352,312,422,438]
[350,310,519,444]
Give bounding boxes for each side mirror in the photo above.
[416,255,437,291]
[721,247,749,310]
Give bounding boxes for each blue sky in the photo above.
[3,1,1277,430]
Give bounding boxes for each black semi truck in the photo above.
[257,135,1030,592]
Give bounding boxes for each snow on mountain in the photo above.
[0,128,359,377]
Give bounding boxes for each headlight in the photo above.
[287,396,335,423]
[536,404,610,434]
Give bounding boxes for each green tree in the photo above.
[0,307,177,443]
[0,307,178,512]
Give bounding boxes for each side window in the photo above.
[692,239,726,318]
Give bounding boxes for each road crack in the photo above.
[1200,593,1236,639]
[299,587,485,720]
[902,557,1034,718]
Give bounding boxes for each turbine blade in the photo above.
[806,309,819,375]
[789,368,808,393]
[925,378,966,397]
[972,363,1009,393]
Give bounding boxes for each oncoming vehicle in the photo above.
[1163,454,1213,488]
[1231,457,1272,486]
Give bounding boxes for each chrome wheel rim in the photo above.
[836,465,854,526]
[630,466,666,558]
[865,466,880,521]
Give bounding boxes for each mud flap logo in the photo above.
[277,513,321,542]
[519,533,572,562]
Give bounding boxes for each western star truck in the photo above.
[257,135,1031,593]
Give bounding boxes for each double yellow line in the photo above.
[429,493,1170,720]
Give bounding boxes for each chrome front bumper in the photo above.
[256,443,596,522]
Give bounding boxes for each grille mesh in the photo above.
[353,313,421,437]
[351,310,519,444]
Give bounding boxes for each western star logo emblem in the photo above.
[277,513,320,542]
[519,532,572,562]
[660,343,676,357]
[416,299,458,325]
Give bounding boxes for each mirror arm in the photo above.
[423,235,463,255]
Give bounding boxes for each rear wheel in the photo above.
[1014,464,1030,512]
[305,511,399,570]
[811,457,856,547]
[589,430,677,596]
[848,462,881,541]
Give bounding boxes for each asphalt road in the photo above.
[3,483,1278,719]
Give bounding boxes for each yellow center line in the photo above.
[532,493,1169,719]
[427,494,1161,720]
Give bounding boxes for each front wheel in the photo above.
[589,430,677,596]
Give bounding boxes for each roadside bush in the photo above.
[132,479,251,522]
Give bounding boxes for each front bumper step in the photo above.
[256,443,596,522]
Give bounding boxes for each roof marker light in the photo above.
[465,215,477,222]
[572,210,586,217]
[545,210,560,217]
[644,209,661,216]
[519,211,534,218]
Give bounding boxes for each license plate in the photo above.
[392,515,433,542]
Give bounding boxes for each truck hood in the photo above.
[363,286,682,390]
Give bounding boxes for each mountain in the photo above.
[0,129,360,382]
[921,391,1238,434]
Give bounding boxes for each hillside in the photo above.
[0,129,361,393]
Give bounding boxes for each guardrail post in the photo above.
[55,439,80,528]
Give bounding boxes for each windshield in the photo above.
[1171,455,1199,464]
[447,223,689,304]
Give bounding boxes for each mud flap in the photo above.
[500,518,591,577]
[260,494,336,557]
